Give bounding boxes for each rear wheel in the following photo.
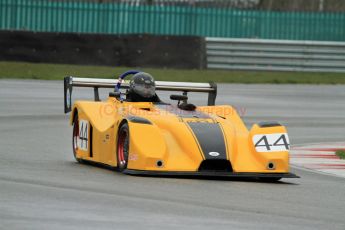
[72,114,83,163]
[117,123,129,172]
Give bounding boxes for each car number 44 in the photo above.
[252,133,290,152]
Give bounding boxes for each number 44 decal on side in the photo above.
[78,120,89,151]
[253,133,290,152]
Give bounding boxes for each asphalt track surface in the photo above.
[1,80,345,230]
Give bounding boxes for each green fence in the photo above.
[1,0,345,41]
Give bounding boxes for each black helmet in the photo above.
[129,72,156,98]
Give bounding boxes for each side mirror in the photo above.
[170,94,196,111]
[109,91,121,98]
[170,94,188,101]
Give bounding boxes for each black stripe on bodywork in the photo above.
[187,122,227,160]
[90,124,93,158]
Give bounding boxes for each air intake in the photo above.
[198,160,233,172]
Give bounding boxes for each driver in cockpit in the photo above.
[126,72,161,102]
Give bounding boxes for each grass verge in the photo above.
[1,61,345,84]
[335,150,345,159]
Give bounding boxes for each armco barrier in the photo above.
[0,31,205,69]
[206,38,345,73]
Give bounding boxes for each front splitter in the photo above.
[124,169,299,179]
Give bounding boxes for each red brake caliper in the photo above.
[118,131,127,165]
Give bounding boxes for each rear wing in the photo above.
[64,76,217,113]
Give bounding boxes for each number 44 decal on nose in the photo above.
[253,133,290,152]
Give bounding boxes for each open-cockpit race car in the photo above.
[64,70,298,181]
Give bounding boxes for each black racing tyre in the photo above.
[117,123,130,172]
[72,114,83,163]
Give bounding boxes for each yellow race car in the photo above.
[64,70,298,181]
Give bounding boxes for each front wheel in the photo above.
[117,123,129,172]
[72,114,83,163]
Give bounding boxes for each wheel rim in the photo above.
[117,129,129,169]
[72,120,79,156]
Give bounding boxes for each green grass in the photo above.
[336,150,345,159]
[1,61,345,84]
